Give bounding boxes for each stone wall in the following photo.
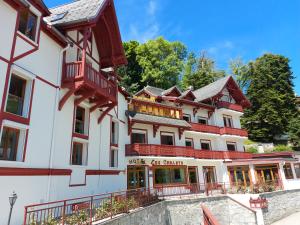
[165,196,257,225]
[95,196,257,225]
[260,189,300,225]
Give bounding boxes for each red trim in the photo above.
[0,167,72,176]
[40,22,67,47]
[16,32,37,48]
[0,56,10,64]
[86,170,122,175]
[22,129,29,162]
[73,132,89,140]
[36,76,59,89]
[1,112,30,125]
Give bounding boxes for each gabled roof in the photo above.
[193,76,250,107]
[193,76,231,102]
[46,0,106,26]
[179,90,196,100]
[162,86,182,97]
[135,86,165,97]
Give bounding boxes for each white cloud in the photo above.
[207,40,234,55]
[147,0,157,16]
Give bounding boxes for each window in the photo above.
[228,166,251,188]
[6,75,27,116]
[294,164,300,179]
[161,132,174,145]
[111,121,118,145]
[0,127,20,161]
[283,163,294,179]
[227,142,236,151]
[110,148,118,168]
[200,140,211,150]
[71,142,87,166]
[154,167,186,185]
[198,117,208,125]
[74,107,86,135]
[18,9,38,41]
[183,114,191,122]
[223,115,233,128]
[131,130,147,144]
[185,138,193,147]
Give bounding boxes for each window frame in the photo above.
[200,139,212,150]
[5,72,34,120]
[197,116,208,125]
[294,163,300,179]
[18,8,38,42]
[160,131,175,146]
[109,147,118,168]
[153,166,187,186]
[71,141,88,166]
[185,138,194,148]
[111,120,119,146]
[131,129,148,144]
[183,114,191,122]
[223,115,233,128]
[283,163,294,180]
[226,141,237,151]
[73,106,89,138]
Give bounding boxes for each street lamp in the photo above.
[7,191,17,225]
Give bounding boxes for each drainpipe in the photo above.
[46,42,72,202]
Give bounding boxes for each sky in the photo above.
[45,0,300,95]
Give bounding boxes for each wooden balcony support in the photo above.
[153,124,160,138]
[59,87,77,111]
[74,90,95,106]
[97,103,115,124]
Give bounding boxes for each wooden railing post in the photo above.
[62,200,66,225]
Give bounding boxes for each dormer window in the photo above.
[18,9,37,41]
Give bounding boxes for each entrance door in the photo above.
[127,166,146,189]
[203,166,216,184]
[188,167,198,184]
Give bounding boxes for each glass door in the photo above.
[127,166,146,189]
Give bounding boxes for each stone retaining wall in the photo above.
[260,189,300,225]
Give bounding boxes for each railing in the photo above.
[23,188,159,225]
[125,144,253,160]
[217,101,244,112]
[220,127,248,137]
[190,123,220,134]
[63,61,117,101]
[128,98,183,119]
[201,205,221,225]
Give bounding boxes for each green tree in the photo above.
[242,54,297,142]
[136,37,187,89]
[229,58,252,92]
[182,52,226,90]
[117,41,143,94]
[288,114,300,147]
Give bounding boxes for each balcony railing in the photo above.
[220,127,248,137]
[63,61,117,102]
[190,123,220,134]
[217,101,244,112]
[128,98,182,119]
[126,144,253,160]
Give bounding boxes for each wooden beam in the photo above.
[90,101,111,113]
[74,90,95,106]
[59,88,76,110]
[97,103,115,124]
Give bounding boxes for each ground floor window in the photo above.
[127,166,146,189]
[71,142,88,166]
[255,165,280,184]
[283,163,294,179]
[109,148,118,168]
[203,166,216,184]
[294,163,300,179]
[154,166,186,185]
[228,166,251,188]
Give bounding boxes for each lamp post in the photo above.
[7,191,17,225]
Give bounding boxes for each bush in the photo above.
[273,145,293,152]
[246,146,258,153]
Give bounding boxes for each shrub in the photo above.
[246,146,258,153]
[273,145,293,152]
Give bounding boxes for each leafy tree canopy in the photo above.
[229,58,252,92]
[288,114,300,147]
[181,52,226,90]
[242,54,298,142]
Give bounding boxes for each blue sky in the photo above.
[45,0,300,95]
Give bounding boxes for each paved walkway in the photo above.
[271,212,300,225]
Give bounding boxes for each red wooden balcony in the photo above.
[62,61,117,103]
[220,127,248,137]
[190,123,220,134]
[126,144,253,160]
[217,101,244,112]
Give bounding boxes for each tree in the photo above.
[242,54,297,142]
[181,52,226,90]
[288,114,300,147]
[136,37,187,89]
[229,58,252,92]
[117,41,143,94]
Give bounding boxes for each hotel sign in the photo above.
[128,158,184,166]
